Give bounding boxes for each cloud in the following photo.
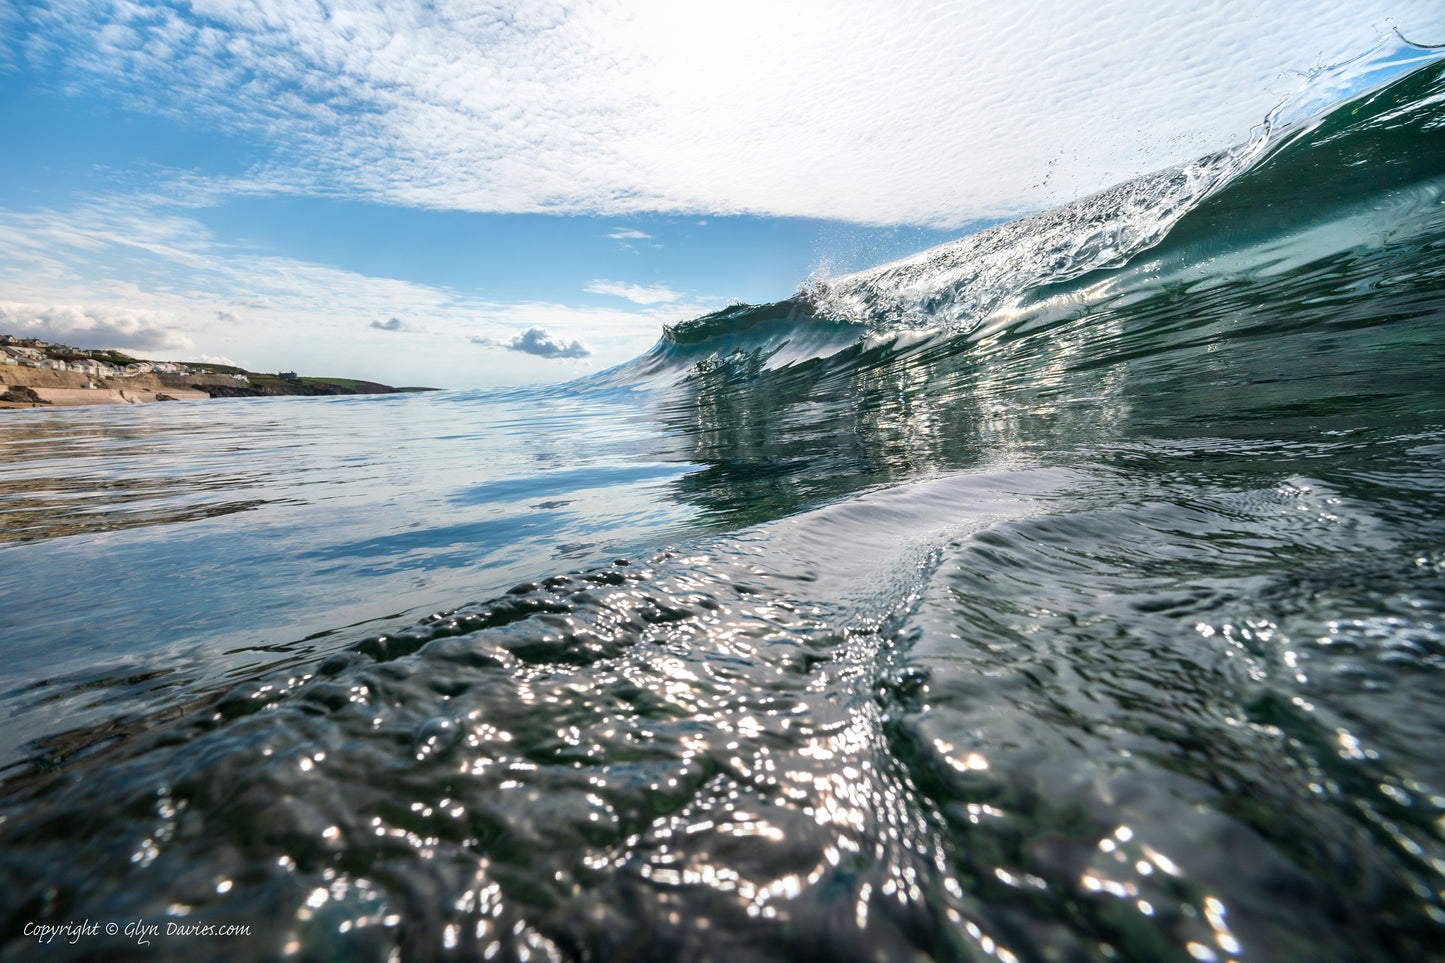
[16,1,1444,227]
[0,302,192,352]
[472,327,591,359]
[216,310,238,322]
[370,316,410,331]
[585,280,681,304]
[607,228,651,241]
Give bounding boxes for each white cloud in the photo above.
[0,301,192,352]
[17,1,1444,227]
[585,280,682,305]
[607,228,652,241]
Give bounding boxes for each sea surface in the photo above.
[3,42,1445,963]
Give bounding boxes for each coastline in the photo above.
[1,337,435,409]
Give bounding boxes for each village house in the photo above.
[122,361,194,376]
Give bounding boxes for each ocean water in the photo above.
[3,43,1445,963]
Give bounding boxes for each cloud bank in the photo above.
[16,1,1444,227]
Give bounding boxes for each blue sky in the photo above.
[1,1,1441,387]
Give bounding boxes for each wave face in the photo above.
[5,45,1445,963]
[628,39,1445,380]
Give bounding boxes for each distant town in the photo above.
[1,334,433,408]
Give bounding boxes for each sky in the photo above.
[1,1,1442,388]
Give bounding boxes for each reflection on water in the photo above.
[0,467,1044,961]
[0,391,701,772]
[3,226,1445,959]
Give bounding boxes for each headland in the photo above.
[1,335,435,409]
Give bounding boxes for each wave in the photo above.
[612,38,1445,387]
